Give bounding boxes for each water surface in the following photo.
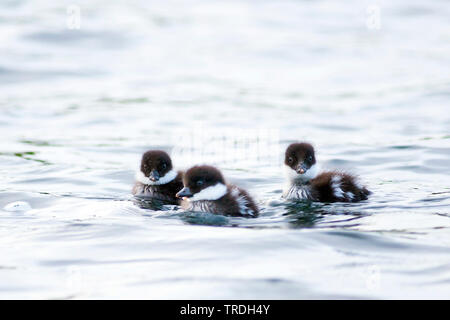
[0,0,450,299]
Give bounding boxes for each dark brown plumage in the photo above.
[283,142,370,203]
[308,171,371,202]
[132,150,184,204]
[176,165,259,217]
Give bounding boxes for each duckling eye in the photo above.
[307,155,313,162]
[161,163,167,170]
[288,157,294,164]
[196,180,204,186]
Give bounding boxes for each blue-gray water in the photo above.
[1,0,450,299]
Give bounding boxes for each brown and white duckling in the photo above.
[132,150,183,204]
[283,142,370,202]
[176,165,258,217]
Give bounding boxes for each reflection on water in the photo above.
[282,200,326,228]
[132,197,173,211]
[0,0,450,299]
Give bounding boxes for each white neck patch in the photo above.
[135,170,177,186]
[189,183,227,201]
[285,163,320,184]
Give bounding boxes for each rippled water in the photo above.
[1,0,450,299]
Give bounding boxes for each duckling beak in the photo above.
[176,187,193,199]
[296,164,307,174]
[149,170,160,182]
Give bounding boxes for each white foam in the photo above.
[3,201,32,212]
[135,170,177,186]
